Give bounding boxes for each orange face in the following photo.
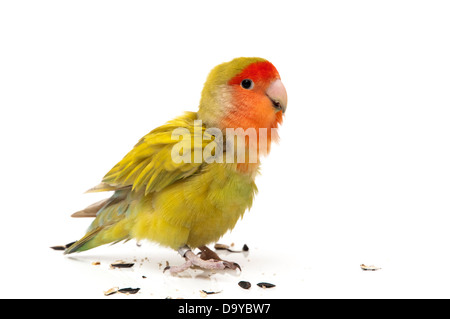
[222,61,286,145]
[217,61,287,171]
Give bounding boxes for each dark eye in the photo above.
[240,79,254,90]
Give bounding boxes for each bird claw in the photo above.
[222,261,241,271]
[198,245,241,271]
[165,245,241,274]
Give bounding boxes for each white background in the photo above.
[1,0,449,299]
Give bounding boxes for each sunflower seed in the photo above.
[110,263,135,269]
[257,282,276,288]
[118,287,140,294]
[50,241,76,251]
[201,290,221,295]
[238,281,251,289]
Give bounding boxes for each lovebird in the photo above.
[63,57,287,273]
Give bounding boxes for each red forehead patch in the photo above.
[228,61,280,86]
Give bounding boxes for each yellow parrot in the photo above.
[63,57,287,273]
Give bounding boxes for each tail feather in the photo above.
[84,182,128,193]
[64,226,105,254]
[71,198,109,218]
[65,188,132,254]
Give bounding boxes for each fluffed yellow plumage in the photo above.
[63,57,287,273]
[66,112,257,252]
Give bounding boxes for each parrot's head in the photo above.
[198,57,287,135]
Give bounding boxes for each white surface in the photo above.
[1,0,450,299]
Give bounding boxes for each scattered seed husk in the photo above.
[50,241,76,251]
[104,287,119,296]
[360,264,381,271]
[118,287,140,294]
[214,243,249,253]
[110,262,135,269]
[200,290,221,296]
[50,245,65,251]
[104,287,140,296]
[65,241,76,249]
[214,243,230,250]
[92,261,101,266]
[238,281,251,289]
[257,282,276,289]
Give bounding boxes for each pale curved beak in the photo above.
[266,79,287,113]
